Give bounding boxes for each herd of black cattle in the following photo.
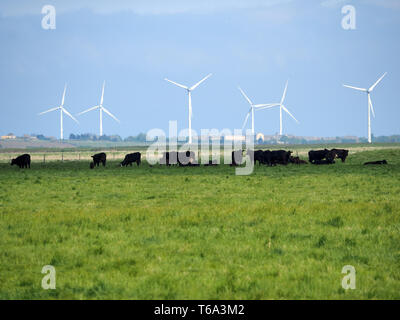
[8,148,389,169]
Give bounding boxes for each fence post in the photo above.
[61,152,64,162]
[43,154,46,164]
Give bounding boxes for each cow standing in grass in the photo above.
[331,149,349,163]
[11,154,31,169]
[121,153,141,167]
[91,152,107,167]
[309,149,335,164]
[263,150,292,166]
[247,150,265,165]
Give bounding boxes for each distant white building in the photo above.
[224,135,245,142]
[1,134,16,140]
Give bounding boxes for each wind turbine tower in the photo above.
[164,74,212,144]
[38,84,79,140]
[343,72,387,144]
[77,81,120,136]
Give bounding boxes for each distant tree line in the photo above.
[22,133,400,144]
[373,135,400,143]
[258,135,400,145]
[69,133,147,142]
[35,134,52,141]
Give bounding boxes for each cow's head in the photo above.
[341,150,349,162]
[11,159,16,166]
[90,162,95,169]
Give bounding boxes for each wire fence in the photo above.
[0,151,131,163]
[0,150,238,164]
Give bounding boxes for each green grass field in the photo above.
[0,146,400,299]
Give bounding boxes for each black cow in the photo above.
[308,149,335,164]
[231,150,243,166]
[309,149,329,163]
[121,152,141,167]
[264,150,292,166]
[247,150,265,165]
[160,151,197,166]
[178,151,197,166]
[364,160,388,165]
[289,156,308,165]
[91,152,106,167]
[331,149,349,162]
[11,154,31,169]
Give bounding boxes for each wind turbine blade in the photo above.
[257,106,278,111]
[238,87,253,106]
[256,104,280,111]
[282,105,299,123]
[164,78,188,90]
[189,73,212,91]
[62,108,79,124]
[242,109,251,130]
[343,84,367,92]
[369,72,387,92]
[369,95,375,118]
[38,106,59,115]
[281,80,288,104]
[254,103,279,108]
[61,84,67,106]
[100,81,105,105]
[102,107,120,123]
[77,106,99,116]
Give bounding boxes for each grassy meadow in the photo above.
[0,145,399,299]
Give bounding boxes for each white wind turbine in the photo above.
[257,80,299,136]
[238,87,278,135]
[38,84,79,140]
[343,72,387,144]
[164,74,212,144]
[77,81,120,136]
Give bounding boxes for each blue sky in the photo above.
[0,0,399,138]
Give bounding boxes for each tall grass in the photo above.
[0,148,399,299]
